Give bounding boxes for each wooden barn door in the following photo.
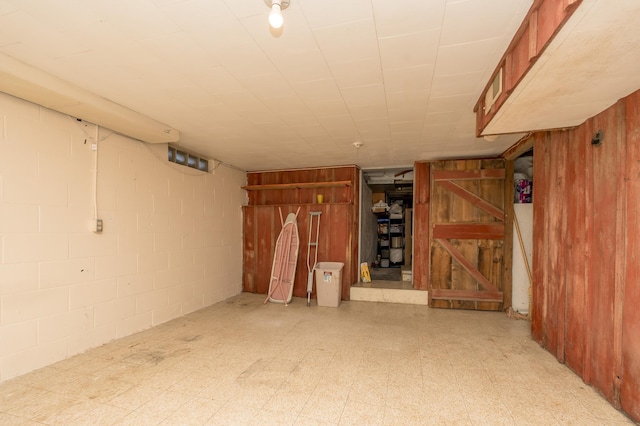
[429,159,510,310]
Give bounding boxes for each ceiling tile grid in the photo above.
[0,0,536,170]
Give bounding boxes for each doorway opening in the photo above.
[360,168,413,287]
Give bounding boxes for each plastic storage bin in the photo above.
[315,262,344,307]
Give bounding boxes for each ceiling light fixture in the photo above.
[265,0,290,29]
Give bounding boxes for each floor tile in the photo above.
[0,293,633,425]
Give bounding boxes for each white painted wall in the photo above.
[0,92,247,382]
[512,203,533,313]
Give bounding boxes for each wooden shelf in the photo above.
[242,180,352,191]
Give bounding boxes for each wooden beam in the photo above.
[242,181,352,191]
[436,180,505,221]
[529,10,539,60]
[432,169,505,181]
[435,238,500,293]
[431,289,503,303]
[433,223,504,240]
[474,0,583,136]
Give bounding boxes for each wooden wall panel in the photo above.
[588,104,619,402]
[531,133,548,343]
[256,207,276,294]
[622,90,640,420]
[413,162,430,290]
[532,89,640,422]
[243,166,359,301]
[564,119,588,378]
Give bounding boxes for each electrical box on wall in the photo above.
[92,219,103,233]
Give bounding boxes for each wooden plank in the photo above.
[564,115,588,378]
[501,160,514,311]
[333,167,355,204]
[450,161,477,310]
[531,132,548,343]
[622,89,640,423]
[551,129,569,363]
[429,161,453,308]
[413,162,430,291]
[528,10,539,60]
[256,207,276,294]
[436,180,505,221]
[435,238,500,294]
[242,180,352,191]
[588,103,618,402]
[432,169,505,181]
[583,116,594,385]
[431,289,503,303]
[433,223,504,240]
[349,167,360,295]
[612,99,626,408]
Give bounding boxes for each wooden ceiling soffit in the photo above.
[473,0,582,137]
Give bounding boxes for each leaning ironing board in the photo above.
[264,207,301,306]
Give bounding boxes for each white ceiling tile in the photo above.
[0,11,89,58]
[330,58,383,89]
[291,79,341,101]
[188,66,247,96]
[305,99,350,117]
[434,37,502,76]
[372,0,446,38]
[298,0,373,30]
[274,51,333,84]
[347,104,388,122]
[355,118,390,136]
[382,65,434,93]
[390,120,423,136]
[88,0,182,40]
[340,84,386,108]
[385,91,429,110]
[312,19,379,64]
[430,71,485,97]
[427,94,473,114]
[217,44,280,78]
[379,29,440,70]
[440,0,529,46]
[223,0,266,20]
[388,107,426,123]
[239,73,296,101]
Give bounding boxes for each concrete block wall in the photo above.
[0,92,247,381]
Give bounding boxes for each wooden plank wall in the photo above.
[622,90,640,421]
[413,162,430,290]
[532,89,640,422]
[242,166,359,301]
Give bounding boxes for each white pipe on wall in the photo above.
[0,52,179,144]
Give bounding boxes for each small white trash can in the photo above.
[315,262,344,307]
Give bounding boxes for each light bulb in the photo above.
[269,3,283,29]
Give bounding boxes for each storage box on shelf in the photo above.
[388,201,405,267]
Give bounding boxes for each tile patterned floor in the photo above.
[0,293,634,425]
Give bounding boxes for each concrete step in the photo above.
[349,280,429,305]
